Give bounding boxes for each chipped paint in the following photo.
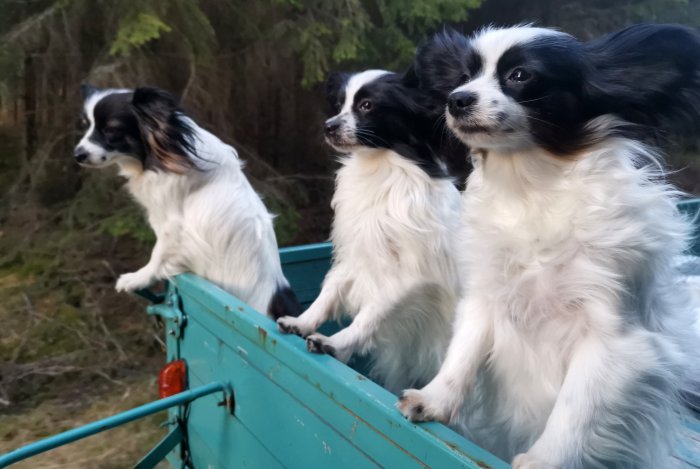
[257,326,268,345]
[322,441,332,455]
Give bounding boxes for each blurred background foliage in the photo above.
[1,0,700,466]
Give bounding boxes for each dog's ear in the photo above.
[80,83,99,100]
[401,65,420,88]
[132,87,197,174]
[585,24,700,134]
[415,29,471,95]
[324,72,350,114]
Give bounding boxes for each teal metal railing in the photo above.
[0,381,229,468]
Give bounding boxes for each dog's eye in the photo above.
[460,73,470,83]
[103,126,124,140]
[508,68,532,83]
[358,99,372,112]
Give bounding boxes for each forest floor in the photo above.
[0,126,173,466]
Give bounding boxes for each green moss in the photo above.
[99,211,155,244]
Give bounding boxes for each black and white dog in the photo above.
[398,25,700,468]
[277,70,465,392]
[74,85,301,319]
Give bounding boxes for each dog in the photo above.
[276,69,465,392]
[398,25,700,468]
[74,84,301,319]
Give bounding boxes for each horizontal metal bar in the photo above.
[0,381,227,468]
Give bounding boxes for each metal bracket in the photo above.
[217,385,236,415]
[147,290,186,339]
[133,424,184,469]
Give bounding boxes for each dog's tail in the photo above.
[268,283,303,320]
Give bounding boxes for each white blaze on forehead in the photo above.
[340,69,391,113]
[470,26,564,76]
[77,88,131,153]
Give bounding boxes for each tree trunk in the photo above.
[24,54,37,161]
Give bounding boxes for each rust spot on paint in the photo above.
[237,307,244,312]
[224,305,232,313]
[271,338,277,346]
[257,326,268,344]
[475,462,492,469]
[356,374,367,381]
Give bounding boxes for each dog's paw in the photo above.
[306,333,336,357]
[116,270,154,292]
[512,453,557,469]
[396,388,448,423]
[277,316,305,336]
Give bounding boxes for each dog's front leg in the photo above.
[513,323,656,468]
[277,269,343,337]
[397,296,491,423]
[305,302,386,363]
[116,236,172,292]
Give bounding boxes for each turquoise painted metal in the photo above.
[0,381,229,468]
[4,202,700,468]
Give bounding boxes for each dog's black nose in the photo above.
[324,118,341,135]
[73,147,89,163]
[448,91,478,115]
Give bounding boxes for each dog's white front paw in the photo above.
[277,316,311,337]
[305,333,352,363]
[396,388,450,423]
[306,333,335,355]
[115,270,155,292]
[512,452,558,469]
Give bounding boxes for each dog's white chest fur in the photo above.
[332,149,463,312]
[449,141,698,463]
[312,149,464,390]
[118,126,288,314]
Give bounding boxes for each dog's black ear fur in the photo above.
[324,72,350,114]
[584,23,700,136]
[415,29,471,96]
[80,83,99,100]
[132,87,198,174]
[402,65,420,88]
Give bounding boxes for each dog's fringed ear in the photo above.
[324,72,350,114]
[402,65,420,88]
[585,24,700,134]
[80,83,98,100]
[415,29,471,95]
[132,87,197,174]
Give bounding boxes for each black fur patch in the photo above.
[495,34,593,154]
[415,28,480,95]
[89,91,148,161]
[267,284,302,320]
[584,24,700,140]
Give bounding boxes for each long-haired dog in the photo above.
[276,70,465,392]
[398,24,700,468]
[74,85,301,319]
